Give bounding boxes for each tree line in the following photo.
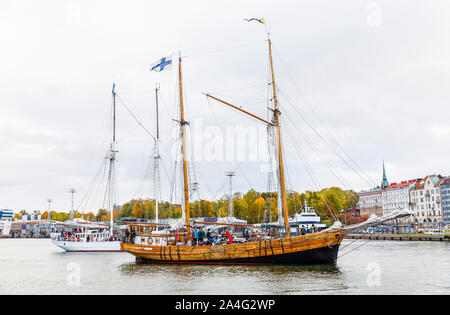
[118,187,358,224]
[13,187,358,224]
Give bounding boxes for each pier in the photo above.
[346,233,449,242]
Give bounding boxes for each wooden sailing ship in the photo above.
[120,28,350,265]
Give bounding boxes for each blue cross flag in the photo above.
[150,56,173,72]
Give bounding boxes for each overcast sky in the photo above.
[1,0,449,212]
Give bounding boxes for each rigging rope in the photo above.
[116,94,156,141]
[280,91,360,201]
[273,47,378,188]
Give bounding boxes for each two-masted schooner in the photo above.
[121,27,345,264]
[120,23,411,264]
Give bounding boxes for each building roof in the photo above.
[437,178,446,187]
[412,175,444,189]
[441,177,450,186]
[359,187,381,196]
[384,179,418,190]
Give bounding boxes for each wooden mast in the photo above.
[178,56,191,237]
[268,36,290,237]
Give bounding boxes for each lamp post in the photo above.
[47,199,52,221]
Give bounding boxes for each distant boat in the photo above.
[51,227,121,252]
[288,200,327,233]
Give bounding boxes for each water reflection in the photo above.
[118,261,345,294]
[119,261,341,278]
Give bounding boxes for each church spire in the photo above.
[382,161,389,188]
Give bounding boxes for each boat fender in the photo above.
[147,238,153,245]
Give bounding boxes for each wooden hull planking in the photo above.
[121,230,345,265]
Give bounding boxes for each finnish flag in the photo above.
[150,56,173,72]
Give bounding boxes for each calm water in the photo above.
[0,239,449,295]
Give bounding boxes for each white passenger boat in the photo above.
[288,201,327,233]
[51,229,121,252]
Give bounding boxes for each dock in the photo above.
[345,233,449,242]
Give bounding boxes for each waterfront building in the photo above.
[358,162,387,217]
[0,209,13,236]
[382,179,418,216]
[409,175,445,228]
[439,177,450,227]
[359,187,382,217]
[21,212,42,221]
[341,204,361,225]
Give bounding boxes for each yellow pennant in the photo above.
[244,18,265,24]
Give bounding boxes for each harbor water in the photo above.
[0,239,448,295]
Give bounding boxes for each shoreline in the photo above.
[345,233,449,242]
[2,234,449,242]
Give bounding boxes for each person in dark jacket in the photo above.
[131,228,136,244]
[199,229,205,244]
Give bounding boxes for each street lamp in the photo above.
[47,199,52,221]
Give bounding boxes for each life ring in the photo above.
[147,238,153,245]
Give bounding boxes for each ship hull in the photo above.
[134,244,339,265]
[52,240,122,252]
[121,229,344,265]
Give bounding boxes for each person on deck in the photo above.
[199,229,205,244]
[131,228,136,244]
[125,228,130,243]
[243,228,249,241]
[225,230,233,244]
[175,231,181,245]
[194,229,199,245]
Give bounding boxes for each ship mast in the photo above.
[178,56,191,237]
[106,83,118,237]
[267,35,290,237]
[153,83,161,224]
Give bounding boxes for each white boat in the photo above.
[51,229,121,252]
[0,209,13,236]
[288,200,327,233]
